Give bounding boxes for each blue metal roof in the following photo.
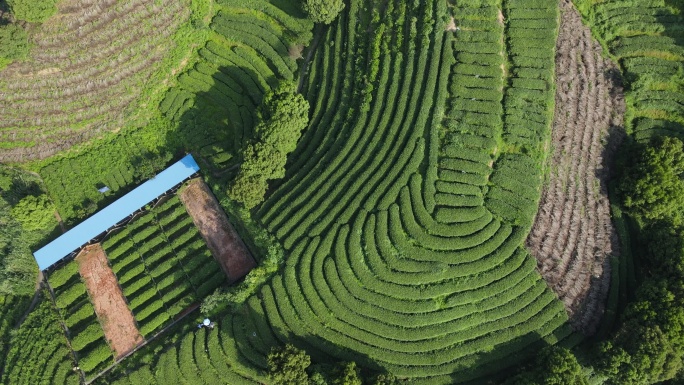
[34,154,200,270]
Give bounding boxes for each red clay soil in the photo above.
[76,244,143,358]
[526,0,624,334]
[179,179,256,283]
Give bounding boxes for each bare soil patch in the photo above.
[446,17,457,32]
[76,244,143,358]
[179,179,256,283]
[526,0,625,335]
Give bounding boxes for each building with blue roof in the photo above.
[33,154,200,271]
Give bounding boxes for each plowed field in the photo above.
[179,179,256,283]
[527,0,625,334]
[76,244,143,358]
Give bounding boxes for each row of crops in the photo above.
[49,261,113,375]
[101,194,225,336]
[0,295,32,377]
[39,193,225,378]
[0,0,190,162]
[1,295,79,385]
[227,0,574,383]
[484,0,559,229]
[159,0,313,170]
[573,0,684,140]
[108,323,259,385]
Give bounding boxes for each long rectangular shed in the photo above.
[33,154,200,271]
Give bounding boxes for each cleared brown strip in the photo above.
[76,244,143,358]
[179,178,256,283]
[526,1,624,335]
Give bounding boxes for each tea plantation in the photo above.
[2,0,684,384]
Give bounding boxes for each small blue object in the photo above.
[33,154,200,271]
[203,318,211,326]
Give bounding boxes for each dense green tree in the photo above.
[0,23,29,63]
[620,136,684,226]
[302,0,345,24]
[371,373,400,385]
[510,346,589,385]
[330,362,362,385]
[10,194,54,231]
[7,0,57,22]
[229,81,309,208]
[269,344,311,385]
[595,219,684,385]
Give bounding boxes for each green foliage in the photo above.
[7,0,57,22]
[1,294,78,385]
[302,0,345,24]
[330,362,362,385]
[510,346,589,385]
[228,172,269,210]
[101,194,224,335]
[229,81,310,208]
[0,197,36,295]
[36,117,176,223]
[620,136,684,226]
[595,219,684,384]
[0,24,29,64]
[268,344,311,385]
[10,194,55,231]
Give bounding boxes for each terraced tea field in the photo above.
[5,0,684,383]
[159,0,313,167]
[109,0,593,383]
[0,0,190,162]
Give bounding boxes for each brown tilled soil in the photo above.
[526,0,625,335]
[179,179,256,283]
[76,244,143,358]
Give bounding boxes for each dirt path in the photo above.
[76,244,143,358]
[526,0,625,335]
[179,179,255,283]
[13,272,44,329]
[298,24,327,94]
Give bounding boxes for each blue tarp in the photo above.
[33,154,200,270]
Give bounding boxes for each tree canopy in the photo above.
[268,344,311,385]
[302,0,345,25]
[510,346,589,385]
[620,136,684,226]
[229,81,310,208]
[10,194,55,232]
[0,24,29,63]
[7,0,57,23]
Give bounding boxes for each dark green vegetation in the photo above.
[48,260,111,375]
[302,0,345,25]
[1,293,79,385]
[229,80,310,208]
[0,23,29,65]
[620,136,684,226]
[509,346,589,385]
[2,0,684,384]
[6,0,57,22]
